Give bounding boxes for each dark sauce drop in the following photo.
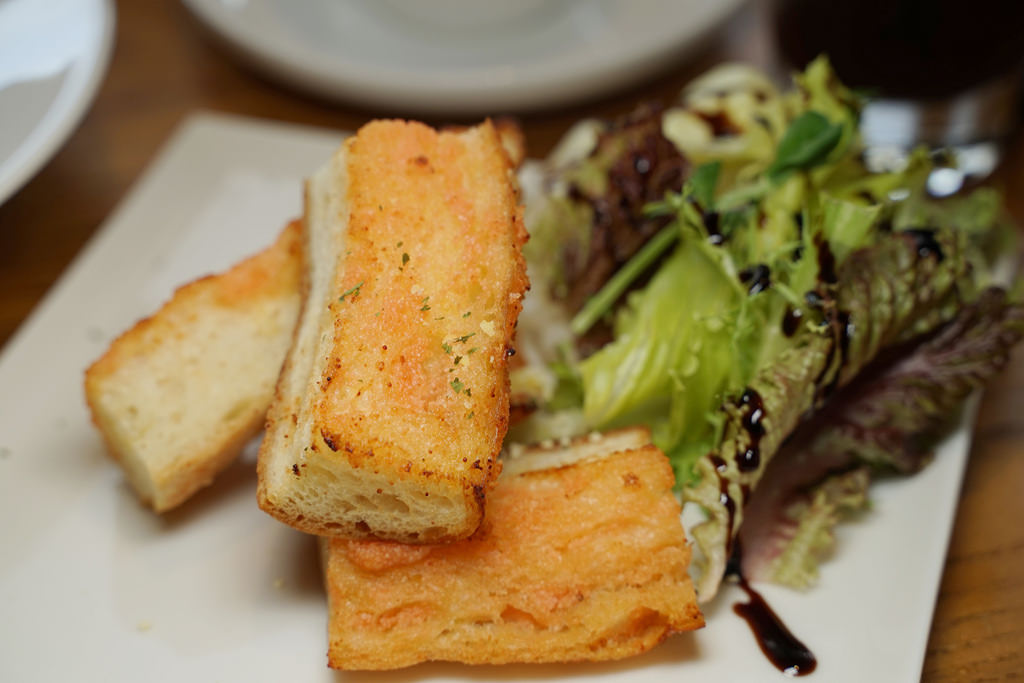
[726,546,818,677]
[736,389,766,472]
[739,264,772,296]
[719,488,736,526]
[718,477,737,553]
[901,228,945,262]
[814,235,838,284]
[738,446,761,471]
[791,213,805,261]
[733,578,818,677]
[793,212,804,231]
[803,290,825,310]
[709,453,737,551]
[743,403,765,438]
[782,306,803,337]
[704,210,724,245]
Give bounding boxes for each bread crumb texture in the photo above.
[259,119,528,542]
[317,120,527,488]
[324,445,703,670]
[84,221,303,512]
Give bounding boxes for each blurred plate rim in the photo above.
[180,0,749,114]
[0,0,116,206]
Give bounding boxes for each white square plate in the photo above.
[0,113,969,681]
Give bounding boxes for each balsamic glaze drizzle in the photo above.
[901,227,945,262]
[736,388,765,472]
[814,234,838,285]
[782,306,803,337]
[726,547,818,677]
[709,454,738,551]
[704,210,724,245]
[739,263,771,296]
[733,579,818,677]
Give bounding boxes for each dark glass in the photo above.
[774,0,1024,100]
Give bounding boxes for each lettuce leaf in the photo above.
[574,85,903,486]
[737,286,1023,588]
[513,56,1022,603]
[685,227,974,599]
[524,103,689,316]
[578,230,756,481]
[795,285,1024,475]
[741,466,871,590]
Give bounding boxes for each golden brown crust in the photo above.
[444,117,525,170]
[324,444,703,669]
[258,120,529,542]
[85,220,304,512]
[316,120,526,478]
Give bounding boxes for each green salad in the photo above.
[509,57,1024,601]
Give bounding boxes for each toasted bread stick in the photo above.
[323,428,703,669]
[84,220,304,511]
[258,120,529,542]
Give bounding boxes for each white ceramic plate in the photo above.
[180,0,747,114]
[0,0,115,205]
[0,113,967,681]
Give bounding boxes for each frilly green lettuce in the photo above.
[738,285,1024,588]
[511,56,1021,602]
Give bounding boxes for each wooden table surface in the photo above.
[1,1,1021,679]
